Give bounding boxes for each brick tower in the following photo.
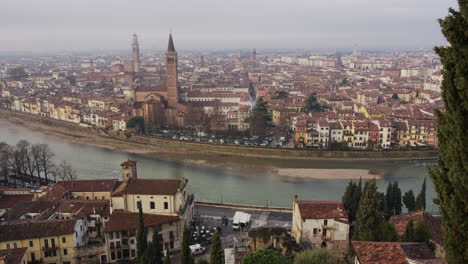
[131,33,140,72]
[166,34,179,104]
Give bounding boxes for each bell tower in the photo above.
[166,34,179,104]
[120,160,137,183]
[132,33,140,72]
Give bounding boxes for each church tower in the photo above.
[166,34,179,104]
[252,48,257,60]
[131,33,140,72]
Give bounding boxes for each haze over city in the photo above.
[1,0,458,52]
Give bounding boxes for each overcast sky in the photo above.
[0,0,458,52]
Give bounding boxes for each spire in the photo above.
[167,33,176,52]
[132,33,138,45]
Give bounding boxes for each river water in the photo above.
[0,119,438,211]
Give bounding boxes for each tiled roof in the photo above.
[352,241,445,264]
[2,201,53,221]
[57,179,120,193]
[0,194,34,210]
[0,219,76,242]
[104,211,179,232]
[388,211,443,245]
[295,200,348,219]
[111,178,183,197]
[0,248,27,264]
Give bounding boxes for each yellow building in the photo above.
[0,219,86,264]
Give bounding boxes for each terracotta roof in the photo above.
[111,178,182,197]
[121,160,137,167]
[389,211,443,245]
[0,219,76,242]
[2,201,53,221]
[295,200,348,219]
[104,211,179,232]
[0,194,34,210]
[0,248,27,264]
[352,241,445,264]
[57,179,120,193]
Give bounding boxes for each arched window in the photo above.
[150,202,155,209]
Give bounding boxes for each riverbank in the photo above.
[0,110,437,175]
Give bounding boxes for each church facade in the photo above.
[131,34,187,127]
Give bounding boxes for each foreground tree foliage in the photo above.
[429,1,468,263]
[181,226,194,264]
[353,179,383,241]
[303,93,327,113]
[403,190,416,212]
[341,179,362,223]
[210,230,224,264]
[136,201,147,263]
[293,248,345,264]
[143,225,163,264]
[243,249,292,264]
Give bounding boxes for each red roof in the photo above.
[0,194,34,210]
[352,241,445,264]
[295,200,348,219]
[0,219,76,242]
[104,211,179,232]
[0,248,27,264]
[388,211,443,245]
[57,179,120,193]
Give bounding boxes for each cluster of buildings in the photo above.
[0,160,447,264]
[0,36,443,149]
[0,160,194,264]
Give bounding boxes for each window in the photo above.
[117,251,122,259]
[62,237,66,244]
[44,239,49,248]
[13,242,17,248]
[6,244,10,249]
[164,202,169,210]
[111,252,116,260]
[30,253,36,262]
[29,241,34,247]
[102,196,105,200]
[51,238,55,247]
[86,196,89,200]
[131,249,136,258]
[63,249,68,256]
[313,228,318,235]
[94,197,98,200]
[150,202,155,209]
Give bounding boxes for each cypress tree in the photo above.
[415,178,426,210]
[379,222,399,242]
[354,179,383,241]
[393,182,403,215]
[181,226,194,264]
[384,182,394,219]
[403,190,416,212]
[430,1,468,262]
[210,230,224,264]
[136,201,148,263]
[342,180,356,222]
[403,220,415,242]
[144,225,163,264]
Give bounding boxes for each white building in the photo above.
[292,197,350,255]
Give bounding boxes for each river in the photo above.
[0,118,438,211]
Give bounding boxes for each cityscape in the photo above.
[0,1,466,264]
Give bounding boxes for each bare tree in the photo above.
[36,143,55,184]
[55,160,76,181]
[16,140,30,183]
[31,144,43,183]
[0,142,12,185]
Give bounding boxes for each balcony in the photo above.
[321,224,334,230]
[42,246,59,252]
